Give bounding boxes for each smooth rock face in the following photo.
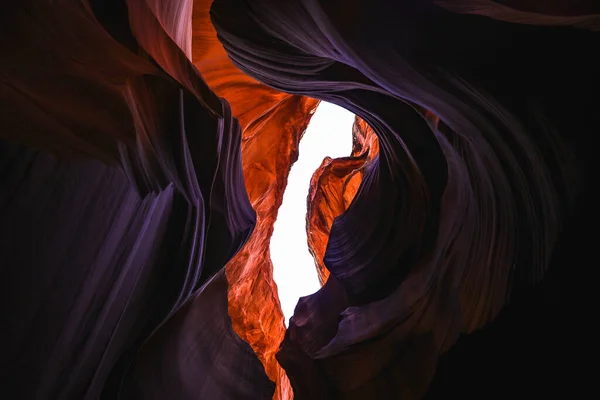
[307,117,379,285]
[1,1,272,399]
[212,0,598,398]
[191,3,318,398]
[1,1,598,399]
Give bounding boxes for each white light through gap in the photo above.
[270,101,355,327]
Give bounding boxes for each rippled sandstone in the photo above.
[1,1,598,399]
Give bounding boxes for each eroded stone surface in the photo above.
[307,117,379,285]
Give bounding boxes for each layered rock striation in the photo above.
[1,1,598,399]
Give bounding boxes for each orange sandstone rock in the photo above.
[191,3,318,399]
[307,117,379,285]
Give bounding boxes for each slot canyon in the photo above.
[1,1,598,399]
[271,101,354,328]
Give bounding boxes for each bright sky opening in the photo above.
[270,101,355,327]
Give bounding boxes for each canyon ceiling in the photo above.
[1,1,598,399]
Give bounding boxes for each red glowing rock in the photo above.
[191,3,318,398]
[307,117,379,285]
[2,1,598,399]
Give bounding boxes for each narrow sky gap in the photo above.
[270,101,355,327]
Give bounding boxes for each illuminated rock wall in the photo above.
[212,0,599,398]
[1,1,598,399]
[191,2,318,398]
[307,117,379,285]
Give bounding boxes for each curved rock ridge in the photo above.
[1,0,598,399]
[0,1,275,398]
[220,93,317,400]
[307,117,379,285]
[435,0,600,30]
[211,0,598,398]
[190,2,319,397]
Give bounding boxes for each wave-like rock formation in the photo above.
[191,2,318,398]
[307,117,379,285]
[211,0,598,397]
[0,1,274,398]
[1,0,598,399]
